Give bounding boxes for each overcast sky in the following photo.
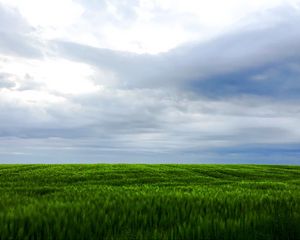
[0,0,300,164]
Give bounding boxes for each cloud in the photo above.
[71,0,299,54]
[189,61,300,99]
[0,73,16,89]
[0,3,31,33]
[52,5,300,97]
[0,3,43,58]
[0,1,300,163]
[1,87,300,163]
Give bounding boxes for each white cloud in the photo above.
[0,55,100,94]
[0,0,83,28]
[2,0,298,54]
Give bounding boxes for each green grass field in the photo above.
[0,164,299,240]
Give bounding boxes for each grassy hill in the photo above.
[0,164,299,239]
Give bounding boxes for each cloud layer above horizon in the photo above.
[0,0,300,164]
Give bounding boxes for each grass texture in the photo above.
[0,164,299,239]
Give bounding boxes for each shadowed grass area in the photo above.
[0,164,299,239]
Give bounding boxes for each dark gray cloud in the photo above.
[188,61,300,99]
